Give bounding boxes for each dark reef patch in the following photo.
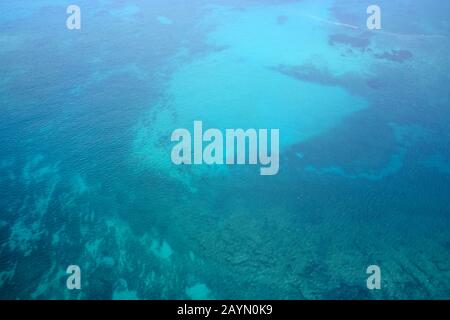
[271,63,377,96]
[289,113,398,175]
[366,78,385,90]
[329,33,372,50]
[273,64,341,87]
[375,50,413,63]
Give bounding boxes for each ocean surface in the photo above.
[0,0,449,299]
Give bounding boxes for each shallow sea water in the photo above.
[0,0,449,299]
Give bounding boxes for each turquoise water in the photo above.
[0,0,449,299]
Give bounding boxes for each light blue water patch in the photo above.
[157,16,173,25]
[168,54,367,145]
[71,175,89,195]
[150,239,173,260]
[22,154,59,186]
[205,0,372,75]
[8,163,59,255]
[113,279,138,300]
[185,283,211,300]
[135,55,367,178]
[135,2,370,180]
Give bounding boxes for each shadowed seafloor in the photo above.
[0,0,449,299]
